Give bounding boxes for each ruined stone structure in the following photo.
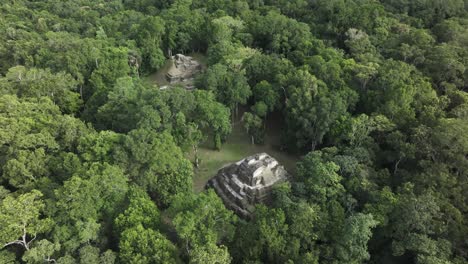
[206,153,289,218]
[165,54,202,89]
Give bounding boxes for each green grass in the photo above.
[191,115,300,192]
[143,59,172,87]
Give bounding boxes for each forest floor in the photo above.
[191,111,300,192]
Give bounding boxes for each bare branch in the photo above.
[26,234,37,248]
[45,256,56,263]
[3,240,24,248]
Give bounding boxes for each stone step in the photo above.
[231,174,246,196]
[217,175,233,194]
[223,181,244,202]
[209,179,250,217]
[221,174,244,196]
[215,176,248,208]
[218,175,239,195]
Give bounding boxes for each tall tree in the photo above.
[281,69,348,150]
[119,129,192,206]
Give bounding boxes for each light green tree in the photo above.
[0,190,52,251]
[119,224,176,264]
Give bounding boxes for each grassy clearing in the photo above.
[191,113,300,192]
[142,54,298,192]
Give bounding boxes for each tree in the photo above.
[381,0,465,26]
[345,28,377,57]
[193,90,231,150]
[115,186,172,264]
[0,66,82,114]
[424,44,466,89]
[190,243,231,264]
[243,112,264,144]
[0,95,68,188]
[296,151,345,205]
[365,60,436,126]
[201,63,251,118]
[96,77,142,132]
[161,0,207,53]
[78,245,116,264]
[0,249,18,263]
[53,163,128,252]
[119,224,177,264]
[364,187,398,227]
[120,129,192,206]
[388,184,451,262]
[22,239,60,264]
[136,16,166,71]
[244,53,293,87]
[115,186,160,232]
[232,205,289,263]
[84,46,132,121]
[172,112,200,150]
[0,190,52,251]
[210,16,244,44]
[169,190,236,255]
[55,163,128,222]
[281,69,348,151]
[335,213,378,264]
[351,61,379,91]
[248,11,314,57]
[78,130,124,164]
[252,81,280,112]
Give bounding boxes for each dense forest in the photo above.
[0,0,467,263]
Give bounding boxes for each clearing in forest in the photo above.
[191,112,299,192]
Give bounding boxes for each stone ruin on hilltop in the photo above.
[206,153,289,218]
[165,54,202,90]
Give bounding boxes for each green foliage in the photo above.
[0,190,53,251]
[169,190,237,249]
[335,213,378,263]
[161,0,207,53]
[243,112,264,144]
[296,151,344,205]
[388,184,452,262]
[119,224,177,264]
[52,162,128,252]
[22,239,61,263]
[135,16,166,71]
[190,244,231,264]
[0,95,89,188]
[200,63,251,113]
[281,69,349,150]
[0,66,82,114]
[120,129,192,206]
[115,186,160,232]
[248,10,314,57]
[381,0,465,26]
[0,0,467,263]
[252,81,280,112]
[78,245,116,264]
[193,90,232,149]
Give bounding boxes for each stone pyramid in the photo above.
[206,153,289,218]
